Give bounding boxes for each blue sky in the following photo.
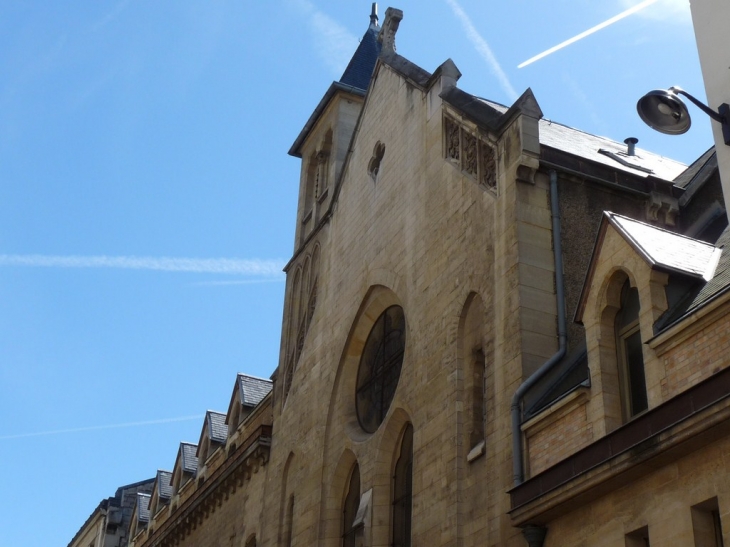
[0,1,710,545]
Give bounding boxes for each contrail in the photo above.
[518,0,660,69]
[444,0,518,101]
[190,278,285,287]
[0,254,285,277]
[0,415,204,440]
[290,0,358,76]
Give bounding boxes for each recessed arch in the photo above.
[335,285,407,441]
[371,409,414,547]
[279,452,296,547]
[457,292,488,451]
[323,449,359,547]
[594,268,646,431]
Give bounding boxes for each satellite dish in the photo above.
[636,89,691,135]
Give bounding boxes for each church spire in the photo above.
[338,5,383,90]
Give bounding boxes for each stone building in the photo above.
[68,478,154,547]
[74,4,730,547]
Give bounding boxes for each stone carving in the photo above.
[446,118,460,162]
[377,8,403,54]
[445,116,497,191]
[463,131,477,176]
[480,143,496,189]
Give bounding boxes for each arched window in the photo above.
[470,347,485,446]
[342,463,361,547]
[285,495,295,547]
[615,279,648,420]
[392,424,413,547]
[459,293,487,454]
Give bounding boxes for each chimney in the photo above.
[624,137,638,156]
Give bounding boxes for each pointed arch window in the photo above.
[615,279,648,419]
[392,424,413,547]
[285,495,294,547]
[342,463,361,547]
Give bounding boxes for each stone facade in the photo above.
[71,6,730,547]
[69,479,154,547]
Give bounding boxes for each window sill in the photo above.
[467,440,486,462]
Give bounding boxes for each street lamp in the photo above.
[637,86,730,145]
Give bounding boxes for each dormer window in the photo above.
[615,279,648,420]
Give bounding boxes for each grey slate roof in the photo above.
[657,225,730,331]
[289,13,381,158]
[674,147,716,189]
[237,373,273,408]
[539,119,686,181]
[136,493,151,523]
[156,470,172,500]
[470,97,687,181]
[607,212,722,281]
[339,24,381,90]
[206,410,228,444]
[684,226,730,309]
[179,442,198,474]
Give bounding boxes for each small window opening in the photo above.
[692,498,725,547]
[625,525,650,547]
[470,347,485,448]
[615,280,648,420]
[342,464,362,547]
[392,424,413,547]
[368,141,386,182]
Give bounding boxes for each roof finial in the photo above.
[370,3,379,28]
[377,7,403,54]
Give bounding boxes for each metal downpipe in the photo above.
[511,169,568,486]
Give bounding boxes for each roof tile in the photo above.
[206,411,228,444]
[608,213,721,280]
[237,374,273,408]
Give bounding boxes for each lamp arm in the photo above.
[670,87,727,123]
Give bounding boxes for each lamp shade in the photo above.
[636,89,691,135]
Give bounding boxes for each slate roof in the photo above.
[206,410,228,444]
[236,373,273,408]
[683,226,730,308]
[674,147,716,189]
[156,470,172,500]
[657,225,730,331]
[179,442,198,474]
[469,97,687,181]
[539,119,686,181]
[339,23,381,90]
[607,212,722,281]
[289,12,381,157]
[136,493,151,523]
